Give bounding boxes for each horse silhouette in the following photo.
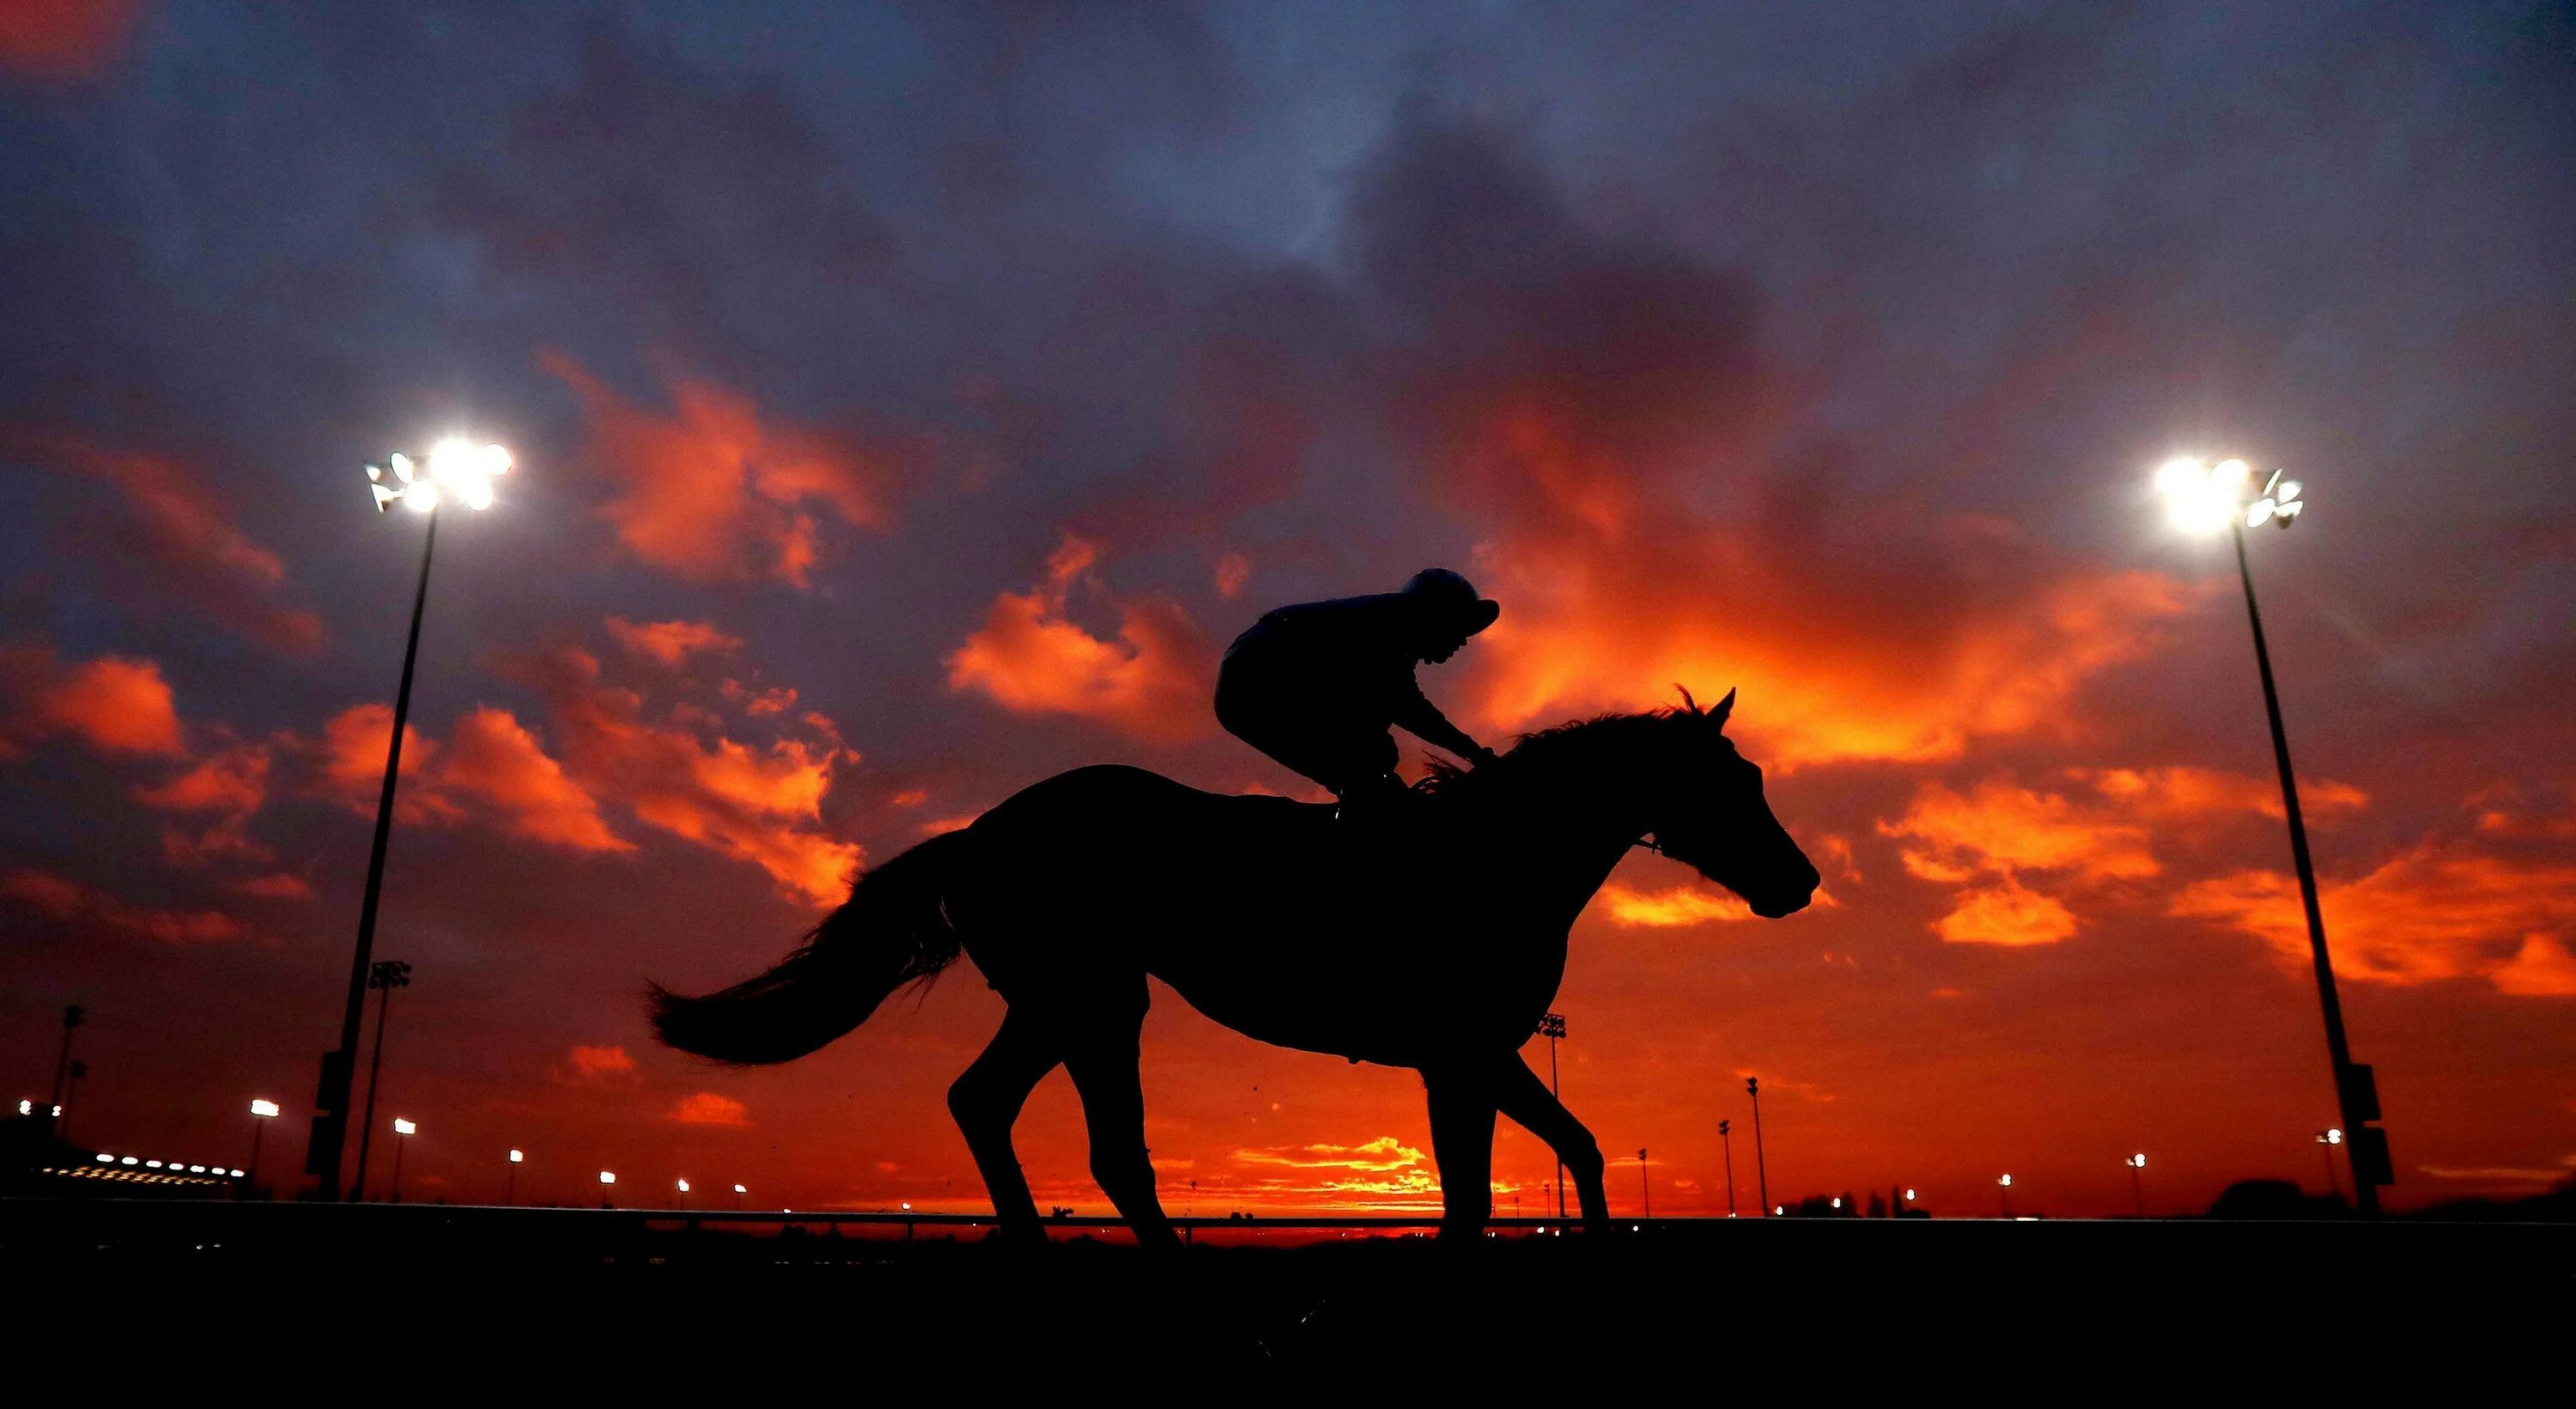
[650,688,1818,1245]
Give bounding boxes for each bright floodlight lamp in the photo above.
[365,440,511,515]
[677,1179,691,1193]
[1903,1188,1916,1201]
[733,1184,747,1194]
[599,1170,616,1185]
[250,1099,281,1119]
[392,1118,416,1136]
[2320,1128,2343,1145]
[1998,1174,2013,1187]
[509,1149,524,1163]
[95,1152,113,1163]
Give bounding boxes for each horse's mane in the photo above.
[1418,709,1680,807]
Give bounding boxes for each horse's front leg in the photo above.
[1422,1065,1498,1242]
[1491,1057,1610,1236]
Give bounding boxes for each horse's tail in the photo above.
[648,830,972,1066]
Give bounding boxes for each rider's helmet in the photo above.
[1401,568,1501,636]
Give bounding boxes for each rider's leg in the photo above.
[1423,1065,1498,1242]
[1490,1056,1610,1233]
[947,1010,1062,1244]
[1060,985,1182,1253]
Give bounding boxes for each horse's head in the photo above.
[1647,688,1820,920]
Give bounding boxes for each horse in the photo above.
[649,687,1818,1245]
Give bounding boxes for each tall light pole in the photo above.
[2317,1127,2344,1200]
[507,1148,523,1206]
[389,1118,416,1203]
[351,958,411,1201]
[733,1182,746,1212]
[1746,1077,1771,1215]
[308,440,511,1201]
[2154,457,2387,1214]
[46,1005,82,1138]
[1637,1149,1651,1219]
[1998,1172,2014,1218]
[2125,1153,2148,1218]
[59,1060,85,1143]
[247,1099,280,1195]
[1537,1013,1567,1218]
[1718,1119,1736,1217]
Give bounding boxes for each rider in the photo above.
[1214,568,1502,818]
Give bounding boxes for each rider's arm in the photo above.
[1390,674,1495,765]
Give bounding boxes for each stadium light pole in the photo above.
[2125,1153,2148,1218]
[1537,1013,1567,1218]
[351,958,411,1201]
[246,1099,280,1195]
[1718,1119,1736,1217]
[1637,1149,1650,1219]
[2153,456,2385,1215]
[46,1005,82,1138]
[1747,1078,1771,1215]
[389,1118,416,1203]
[507,1148,523,1206]
[309,440,511,1201]
[1998,1172,2013,1218]
[2318,1127,2344,1200]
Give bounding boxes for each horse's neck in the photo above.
[1478,758,1649,935]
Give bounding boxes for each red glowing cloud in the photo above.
[2,647,188,758]
[2171,843,2576,996]
[605,616,743,668]
[438,708,629,853]
[2,865,243,944]
[669,1091,750,1127]
[0,0,139,79]
[946,535,1215,744]
[542,350,908,586]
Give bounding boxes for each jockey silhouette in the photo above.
[1215,568,1501,817]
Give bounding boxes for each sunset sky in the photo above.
[3,1,2570,1220]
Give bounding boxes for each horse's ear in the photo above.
[1674,684,1700,716]
[1710,687,1736,728]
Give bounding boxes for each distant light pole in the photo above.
[507,1148,524,1206]
[389,1118,417,1203]
[677,1178,692,1209]
[2125,1153,2148,1217]
[1537,1013,1567,1218]
[246,1099,281,1194]
[2154,456,2385,1214]
[1718,1119,1737,1217]
[308,440,512,1201]
[599,1169,616,1209]
[351,958,411,1201]
[2317,1128,2344,1199]
[1997,1172,2014,1218]
[59,1060,85,1142]
[46,1005,82,1138]
[1747,1078,1771,1215]
[733,1183,746,1211]
[1637,1149,1650,1219]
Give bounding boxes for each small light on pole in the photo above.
[599,1169,616,1208]
[2125,1153,2148,1218]
[246,1099,280,1197]
[388,1118,416,1205]
[1997,1172,2014,1218]
[507,1148,524,1206]
[733,1183,747,1210]
[2317,1127,2344,1199]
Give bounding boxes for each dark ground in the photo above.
[4,1199,2563,1390]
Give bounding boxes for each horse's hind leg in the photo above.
[1060,987,1182,1252]
[948,1009,1060,1245]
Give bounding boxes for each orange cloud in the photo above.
[1884,778,2160,884]
[1934,876,2081,947]
[0,0,139,79]
[670,1092,750,1126]
[2,866,243,944]
[438,708,629,853]
[3,649,189,758]
[1230,1137,1427,1174]
[560,1044,640,1084]
[2075,767,2366,822]
[2170,844,2576,995]
[510,645,860,904]
[543,350,908,586]
[10,428,323,652]
[605,616,742,667]
[945,535,1215,743]
[135,740,273,865]
[1598,882,1756,926]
